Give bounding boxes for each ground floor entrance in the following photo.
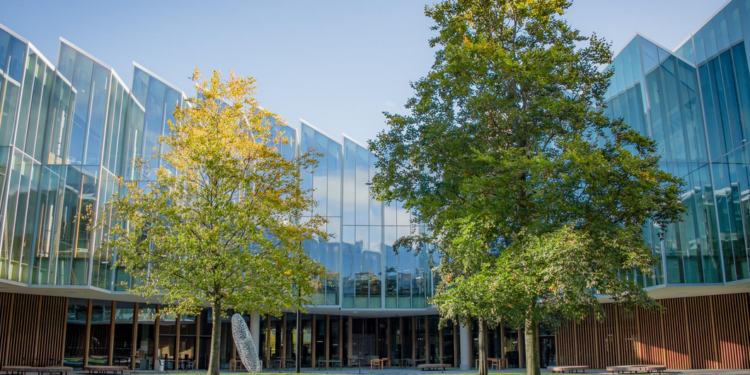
[1,290,749,370]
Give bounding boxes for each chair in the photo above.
[370,358,382,369]
[490,358,499,369]
[380,358,390,369]
[158,358,169,372]
[229,359,244,371]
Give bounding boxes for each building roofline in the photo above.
[133,61,184,95]
[0,22,29,44]
[300,118,340,145]
[342,133,369,150]
[674,0,734,51]
[28,43,54,69]
[59,36,115,72]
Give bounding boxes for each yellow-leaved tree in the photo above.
[97,69,327,375]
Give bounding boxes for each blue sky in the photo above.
[2,0,726,144]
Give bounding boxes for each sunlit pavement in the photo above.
[126,368,750,375]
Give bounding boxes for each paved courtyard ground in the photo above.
[126,368,750,375]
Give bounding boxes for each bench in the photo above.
[643,366,666,373]
[548,365,589,373]
[83,366,128,375]
[417,364,450,371]
[2,366,73,375]
[607,365,667,374]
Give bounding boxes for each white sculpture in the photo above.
[231,313,262,373]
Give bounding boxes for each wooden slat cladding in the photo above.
[660,297,690,369]
[6,294,41,365]
[36,296,67,366]
[0,292,66,367]
[713,293,750,369]
[0,292,14,366]
[575,313,598,368]
[685,296,717,369]
[600,304,619,367]
[555,293,750,370]
[618,306,639,366]
[636,306,664,366]
[556,318,575,365]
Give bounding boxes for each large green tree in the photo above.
[98,69,327,375]
[368,1,685,375]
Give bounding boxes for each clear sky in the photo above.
[1,0,727,145]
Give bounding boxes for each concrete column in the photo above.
[250,313,261,354]
[460,325,471,370]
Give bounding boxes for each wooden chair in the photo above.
[370,359,382,369]
[380,358,390,369]
[229,359,244,371]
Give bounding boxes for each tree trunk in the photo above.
[478,318,488,375]
[207,301,222,375]
[525,318,540,375]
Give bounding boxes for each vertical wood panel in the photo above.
[686,296,716,369]
[636,306,664,365]
[618,306,638,365]
[7,293,41,365]
[310,314,315,365]
[83,299,92,366]
[659,298,690,369]
[35,296,66,366]
[575,313,598,368]
[130,303,139,371]
[713,293,750,369]
[601,304,619,367]
[0,292,14,366]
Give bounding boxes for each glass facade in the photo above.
[0,24,434,312]
[4,0,750,370]
[601,0,750,287]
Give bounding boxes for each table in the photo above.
[177,359,194,370]
[400,358,413,368]
[316,359,342,370]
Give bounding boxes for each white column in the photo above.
[460,325,471,370]
[250,312,261,350]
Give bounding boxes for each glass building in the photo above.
[3,0,750,371]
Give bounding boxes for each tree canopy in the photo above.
[368,1,685,374]
[98,69,327,375]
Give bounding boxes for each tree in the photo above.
[368,1,685,375]
[98,69,327,375]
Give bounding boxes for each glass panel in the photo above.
[6,36,26,82]
[0,29,9,74]
[113,302,135,367]
[714,10,730,52]
[313,130,327,217]
[355,146,369,225]
[141,76,166,170]
[343,139,356,225]
[0,79,20,146]
[727,0,743,43]
[704,23,719,58]
[695,31,707,63]
[132,67,149,108]
[23,56,45,156]
[69,50,94,165]
[15,52,36,149]
[85,64,110,165]
[32,66,54,161]
[65,298,89,369]
[327,138,341,217]
[90,300,113,365]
